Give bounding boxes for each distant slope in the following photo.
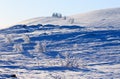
[19,17,71,26]
[18,8,120,29]
[70,8,120,28]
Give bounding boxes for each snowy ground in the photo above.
[0,24,120,79]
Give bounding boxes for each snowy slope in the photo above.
[19,8,120,29]
[70,8,120,28]
[0,24,120,79]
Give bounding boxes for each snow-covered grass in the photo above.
[0,24,120,79]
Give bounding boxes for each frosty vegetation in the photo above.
[4,34,13,44]
[3,33,86,70]
[13,43,23,53]
[57,52,86,68]
[1,26,87,79]
[46,73,65,79]
[22,34,30,43]
[34,41,46,53]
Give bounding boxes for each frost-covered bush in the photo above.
[22,34,30,43]
[4,34,13,44]
[73,43,78,50]
[13,43,23,53]
[34,41,46,53]
[63,53,79,68]
[57,52,86,68]
[41,41,46,52]
[46,73,65,79]
[34,41,43,53]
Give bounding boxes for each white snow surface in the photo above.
[0,24,120,79]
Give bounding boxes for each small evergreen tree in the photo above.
[52,13,56,17]
[52,13,62,18]
[58,13,62,18]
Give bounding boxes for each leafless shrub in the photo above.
[13,43,23,53]
[34,41,46,53]
[22,34,30,43]
[46,73,65,79]
[57,52,87,68]
[4,34,13,44]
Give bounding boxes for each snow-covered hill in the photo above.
[0,8,120,79]
[19,8,120,29]
[0,24,120,79]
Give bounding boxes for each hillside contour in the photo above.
[19,8,120,29]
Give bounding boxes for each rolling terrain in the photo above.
[19,8,120,29]
[0,8,120,79]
